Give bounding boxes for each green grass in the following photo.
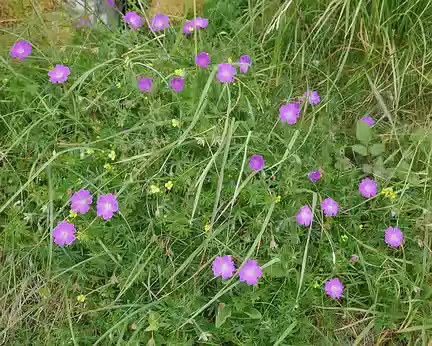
[1,0,432,344]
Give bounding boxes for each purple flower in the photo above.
[239,260,263,285]
[359,178,378,198]
[279,103,301,124]
[97,194,119,220]
[213,256,236,279]
[361,117,375,127]
[48,65,70,84]
[139,78,153,92]
[325,279,344,299]
[151,14,170,32]
[53,221,77,247]
[239,55,251,73]
[124,12,143,30]
[170,78,185,93]
[106,0,115,6]
[183,21,195,35]
[309,171,322,183]
[76,17,92,28]
[11,41,32,61]
[385,227,404,248]
[304,91,321,105]
[217,64,237,83]
[196,52,211,69]
[71,190,93,215]
[322,198,339,216]
[297,206,313,227]
[249,155,265,172]
[194,17,209,29]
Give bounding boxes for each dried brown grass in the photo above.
[148,0,205,18]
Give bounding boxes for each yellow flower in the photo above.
[204,224,211,232]
[116,82,121,89]
[174,69,184,77]
[165,181,173,191]
[341,234,348,242]
[275,195,281,203]
[227,57,233,64]
[171,119,181,127]
[382,188,397,200]
[104,163,114,171]
[108,150,116,161]
[86,149,94,155]
[313,281,320,289]
[359,224,364,230]
[148,63,153,67]
[77,295,86,303]
[69,209,78,219]
[149,185,160,194]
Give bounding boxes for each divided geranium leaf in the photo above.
[356,120,372,145]
[369,143,385,156]
[243,307,262,319]
[215,305,231,328]
[352,144,368,156]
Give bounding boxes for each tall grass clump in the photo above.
[1,0,432,344]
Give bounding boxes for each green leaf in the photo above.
[352,144,368,156]
[335,157,351,171]
[145,311,161,331]
[244,307,262,319]
[264,263,289,277]
[356,121,372,145]
[215,306,231,328]
[369,143,385,156]
[363,164,373,174]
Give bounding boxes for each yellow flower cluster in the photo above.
[382,188,397,200]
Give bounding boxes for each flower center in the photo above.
[18,48,25,55]
[390,233,399,243]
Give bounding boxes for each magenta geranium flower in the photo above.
[139,78,153,92]
[196,52,211,68]
[48,65,70,84]
[213,256,236,280]
[325,279,344,299]
[385,227,404,248]
[97,194,119,220]
[11,41,32,61]
[249,155,265,171]
[309,171,322,183]
[151,14,170,32]
[194,17,209,29]
[76,17,92,28]
[361,117,375,127]
[359,178,378,198]
[71,190,93,214]
[183,21,195,35]
[239,55,251,73]
[279,103,301,124]
[124,12,143,30]
[170,78,185,93]
[304,91,320,105]
[297,206,313,227]
[322,198,339,216]
[106,0,115,6]
[53,221,77,247]
[217,64,237,83]
[239,260,263,285]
